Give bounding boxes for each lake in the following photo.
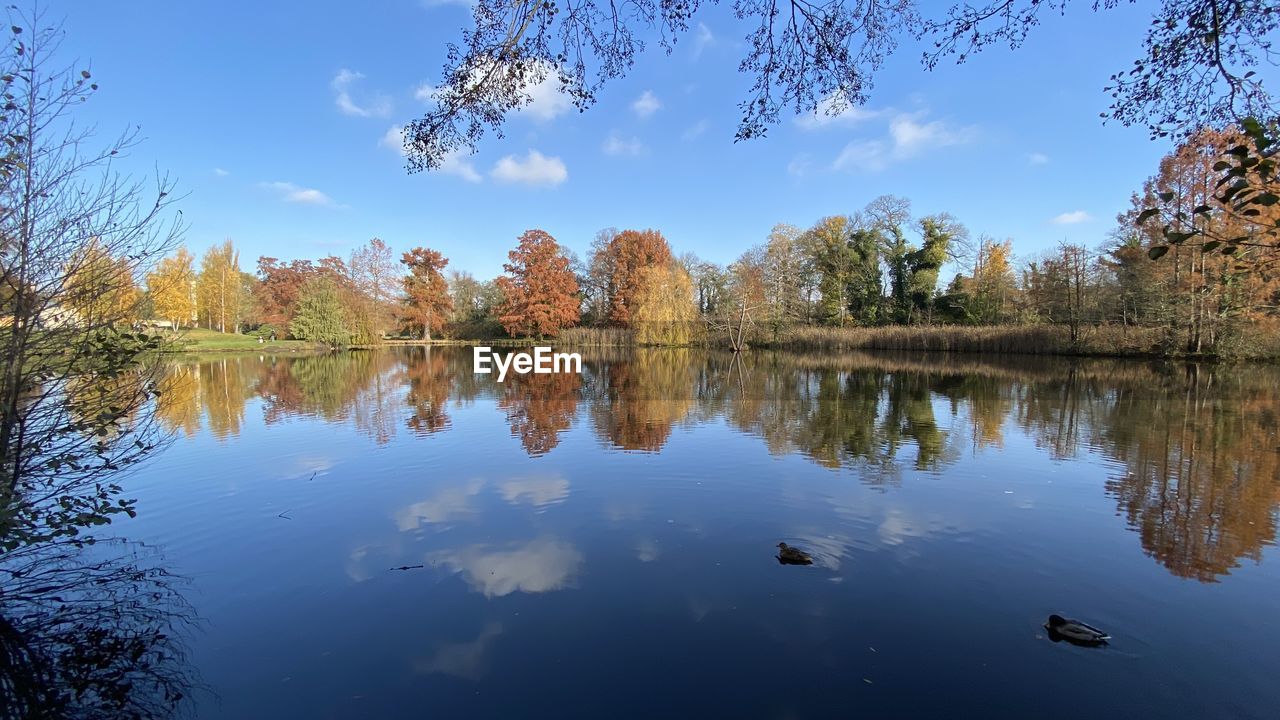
[114,347,1280,718]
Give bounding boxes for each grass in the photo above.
[764,324,1169,357]
[159,328,322,353]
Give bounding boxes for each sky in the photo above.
[55,1,1187,279]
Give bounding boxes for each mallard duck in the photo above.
[1044,614,1110,646]
[776,542,814,566]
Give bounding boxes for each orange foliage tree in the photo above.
[495,229,580,338]
[603,229,673,326]
[401,247,452,340]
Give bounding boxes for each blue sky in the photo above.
[59,1,1181,278]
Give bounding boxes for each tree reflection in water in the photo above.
[152,348,1280,582]
[1,540,198,718]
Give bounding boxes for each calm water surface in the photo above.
[121,347,1280,718]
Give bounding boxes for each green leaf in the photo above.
[1148,245,1170,260]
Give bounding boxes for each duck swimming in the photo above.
[776,542,814,566]
[1045,614,1110,646]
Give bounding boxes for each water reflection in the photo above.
[154,348,1280,583]
[429,537,584,598]
[0,541,198,717]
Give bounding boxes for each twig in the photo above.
[276,509,292,520]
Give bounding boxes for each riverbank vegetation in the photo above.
[119,124,1280,358]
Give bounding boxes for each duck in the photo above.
[776,542,814,566]
[1044,614,1110,646]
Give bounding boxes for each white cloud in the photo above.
[787,154,816,177]
[832,140,889,173]
[681,119,708,142]
[796,93,883,129]
[1051,210,1091,225]
[1028,152,1050,165]
[381,125,482,183]
[522,71,572,121]
[490,150,567,187]
[692,23,715,59]
[380,125,407,154]
[395,479,485,530]
[888,114,973,156]
[414,83,437,103]
[417,63,570,122]
[262,181,335,206]
[631,90,662,119]
[331,68,392,118]
[431,538,583,597]
[499,476,570,509]
[827,110,975,173]
[603,133,646,157]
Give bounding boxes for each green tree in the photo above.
[289,277,351,347]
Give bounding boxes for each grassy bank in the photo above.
[160,328,322,353]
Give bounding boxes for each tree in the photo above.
[255,257,313,331]
[581,228,618,325]
[401,247,452,340]
[761,224,809,332]
[196,239,242,332]
[604,229,674,327]
[496,229,581,338]
[1,10,181,561]
[62,240,141,326]
[802,216,858,326]
[289,276,351,347]
[402,1,1275,171]
[904,215,964,324]
[147,247,196,329]
[966,237,1018,324]
[350,237,400,334]
[632,263,698,346]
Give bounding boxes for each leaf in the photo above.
[1157,191,1174,202]
[1148,245,1170,260]
[1201,240,1221,253]
[1135,208,1160,224]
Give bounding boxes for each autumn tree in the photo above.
[146,247,197,329]
[63,240,141,326]
[965,237,1018,324]
[632,263,698,345]
[196,239,243,332]
[401,247,452,341]
[496,229,581,338]
[604,229,673,327]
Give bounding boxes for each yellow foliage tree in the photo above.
[147,246,197,329]
[631,263,698,345]
[63,239,140,326]
[196,239,243,332]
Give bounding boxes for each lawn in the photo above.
[160,328,322,353]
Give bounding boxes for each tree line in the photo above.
[87,128,1269,356]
